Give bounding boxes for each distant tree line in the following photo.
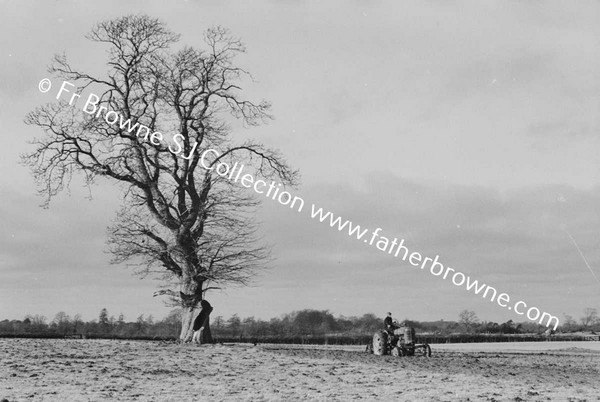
[0,309,181,339]
[1,307,598,340]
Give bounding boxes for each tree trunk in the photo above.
[180,306,198,342]
[179,306,213,343]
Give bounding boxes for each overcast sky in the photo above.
[1,0,600,325]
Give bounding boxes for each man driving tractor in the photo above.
[384,312,400,334]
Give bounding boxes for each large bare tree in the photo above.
[23,15,297,342]
[458,309,479,333]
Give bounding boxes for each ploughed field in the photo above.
[1,339,599,401]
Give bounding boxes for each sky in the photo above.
[1,0,600,325]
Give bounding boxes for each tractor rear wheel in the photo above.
[372,331,388,356]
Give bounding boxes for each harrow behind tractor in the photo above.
[367,325,431,357]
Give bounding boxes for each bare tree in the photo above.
[73,314,84,334]
[580,307,598,329]
[98,308,110,334]
[458,310,479,333]
[25,314,48,332]
[23,15,297,342]
[561,314,577,332]
[52,311,72,335]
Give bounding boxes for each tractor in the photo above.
[366,325,431,357]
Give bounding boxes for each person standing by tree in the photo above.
[192,300,213,344]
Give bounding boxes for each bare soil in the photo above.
[1,339,599,401]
